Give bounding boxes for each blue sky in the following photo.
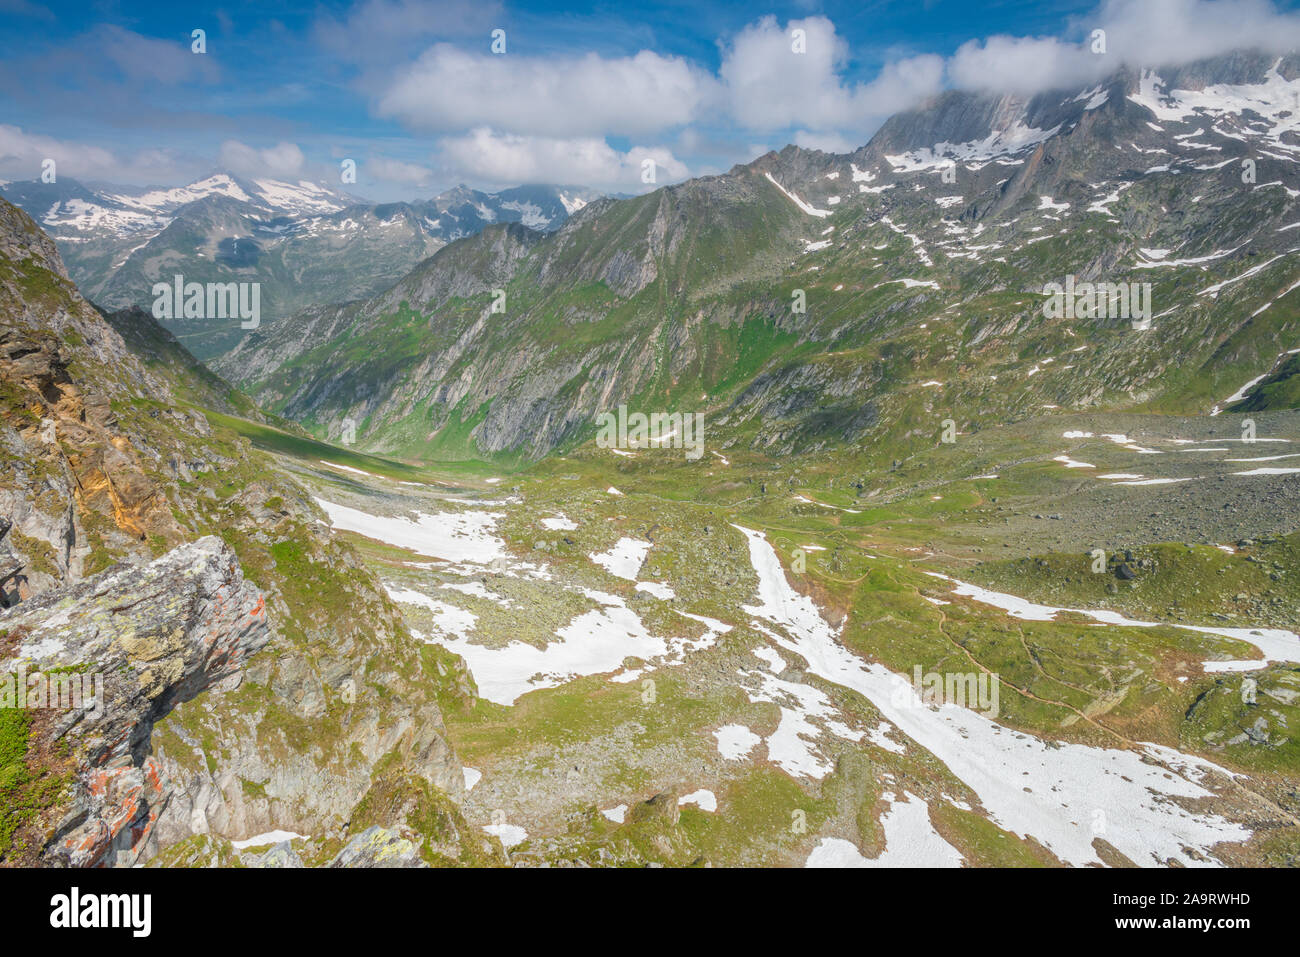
[2,0,1298,199]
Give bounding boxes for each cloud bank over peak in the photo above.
[950,0,1300,95]
[5,0,1300,198]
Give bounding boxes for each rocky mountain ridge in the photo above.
[0,174,602,360]
[219,50,1300,465]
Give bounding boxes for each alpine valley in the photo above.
[3,48,1300,870]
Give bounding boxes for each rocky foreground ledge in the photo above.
[1,536,268,866]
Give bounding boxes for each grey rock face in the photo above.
[1,536,268,866]
[248,841,306,868]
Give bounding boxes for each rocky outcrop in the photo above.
[0,536,268,866]
[328,826,428,868]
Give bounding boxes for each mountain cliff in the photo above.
[0,197,495,867]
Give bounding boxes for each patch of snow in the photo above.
[714,724,761,760]
[315,498,507,565]
[232,830,308,850]
[635,581,676,600]
[484,823,527,848]
[733,525,1254,866]
[764,172,832,217]
[805,793,963,868]
[590,537,651,580]
[678,789,717,812]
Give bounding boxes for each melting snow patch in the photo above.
[1227,453,1300,462]
[231,830,308,850]
[635,581,676,600]
[1211,368,1279,414]
[440,581,512,607]
[430,600,664,705]
[318,460,389,481]
[884,122,1060,172]
[1110,477,1197,486]
[805,794,963,868]
[746,667,863,780]
[764,172,832,217]
[867,723,906,754]
[714,724,761,760]
[929,573,1300,666]
[793,494,863,513]
[386,585,478,640]
[753,645,787,673]
[590,538,652,580]
[732,525,1255,866]
[315,497,507,564]
[678,789,717,812]
[484,823,527,848]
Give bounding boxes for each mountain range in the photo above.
[0,174,602,359]
[209,51,1300,464]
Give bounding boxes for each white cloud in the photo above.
[0,125,199,184]
[720,16,943,132]
[96,24,220,85]
[374,14,944,182]
[366,156,434,187]
[1095,0,1300,64]
[218,140,306,179]
[950,0,1300,95]
[0,125,115,179]
[435,127,689,190]
[948,36,1099,95]
[793,130,859,154]
[314,0,503,65]
[378,45,714,137]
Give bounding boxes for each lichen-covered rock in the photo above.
[328,826,428,869]
[0,536,268,866]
